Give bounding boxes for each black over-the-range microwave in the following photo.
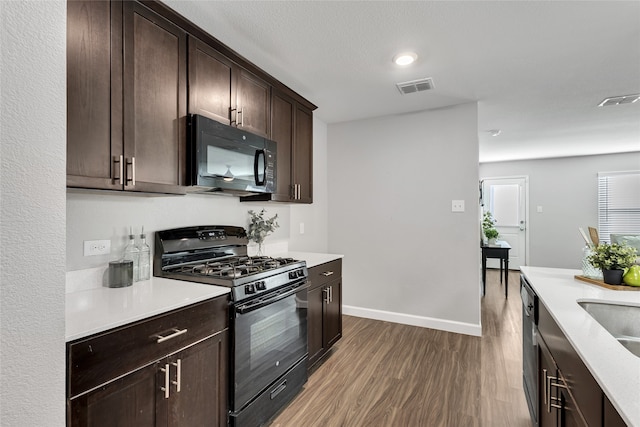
[187,114,276,196]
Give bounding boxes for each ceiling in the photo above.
[164,1,640,163]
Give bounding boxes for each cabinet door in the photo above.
[188,37,234,126]
[69,362,160,427]
[307,285,325,368]
[236,69,270,138]
[293,105,313,203]
[538,341,559,427]
[270,91,295,201]
[123,2,186,194]
[67,0,123,190]
[169,332,228,427]
[324,279,342,349]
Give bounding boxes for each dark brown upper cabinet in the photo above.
[67,1,187,194]
[241,89,313,204]
[67,0,123,191]
[188,37,270,138]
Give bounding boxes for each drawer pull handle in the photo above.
[321,271,334,277]
[155,328,188,344]
[160,363,170,399]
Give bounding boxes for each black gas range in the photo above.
[153,225,307,302]
[154,225,309,427]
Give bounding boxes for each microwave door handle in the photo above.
[254,150,266,186]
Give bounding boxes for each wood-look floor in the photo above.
[271,270,532,427]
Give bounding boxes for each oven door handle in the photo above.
[236,282,308,315]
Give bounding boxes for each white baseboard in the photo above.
[342,305,482,337]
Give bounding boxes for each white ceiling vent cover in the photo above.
[598,94,640,107]
[396,77,434,95]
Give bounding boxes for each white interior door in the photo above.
[482,177,528,270]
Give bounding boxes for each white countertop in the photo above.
[274,251,343,268]
[520,266,640,425]
[65,252,342,342]
[66,276,229,342]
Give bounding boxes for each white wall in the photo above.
[480,152,640,268]
[67,118,329,271]
[0,1,66,425]
[327,104,481,335]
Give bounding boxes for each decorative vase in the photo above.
[256,242,264,256]
[581,247,602,279]
[488,238,497,245]
[602,269,624,285]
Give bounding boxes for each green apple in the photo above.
[623,265,640,287]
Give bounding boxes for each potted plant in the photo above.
[482,211,499,244]
[247,209,279,256]
[587,243,637,285]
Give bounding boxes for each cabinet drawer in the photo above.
[68,296,228,398]
[308,259,342,290]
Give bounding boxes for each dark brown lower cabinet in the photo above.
[307,259,342,370]
[67,297,229,427]
[537,299,629,427]
[69,332,227,427]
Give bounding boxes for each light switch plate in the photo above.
[84,240,111,256]
[452,200,465,212]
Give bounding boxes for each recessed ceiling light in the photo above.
[393,52,418,66]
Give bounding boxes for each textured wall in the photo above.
[480,152,640,269]
[328,104,481,334]
[0,1,66,425]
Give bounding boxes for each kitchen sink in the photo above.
[578,301,640,358]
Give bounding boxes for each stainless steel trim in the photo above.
[160,363,170,398]
[321,271,334,277]
[172,359,181,393]
[155,328,188,343]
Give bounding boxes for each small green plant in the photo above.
[482,211,499,240]
[484,227,499,240]
[247,209,279,245]
[587,243,637,271]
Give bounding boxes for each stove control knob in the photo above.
[245,284,256,294]
[297,269,305,278]
[289,271,297,280]
[256,281,266,291]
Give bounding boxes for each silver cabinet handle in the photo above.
[238,108,243,126]
[323,287,330,304]
[160,363,170,399]
[171,359,181,393]
[321,271,334,277]
[114,155,124,185]
[155,328,188,344]
[125,157,136,186]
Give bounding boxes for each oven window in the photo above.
[233,289,308,410]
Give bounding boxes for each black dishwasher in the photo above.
[521,274,538,426]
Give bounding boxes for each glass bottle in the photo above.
[138,227,151,281]
[123,228,140,282]
[582,245,602,279]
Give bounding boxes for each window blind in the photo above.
[597,170,640,243]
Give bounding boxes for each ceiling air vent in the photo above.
[598,94,640,107]
[396,77,434,95]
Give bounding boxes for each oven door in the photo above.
[231,280,308,411]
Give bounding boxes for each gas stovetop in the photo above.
[154,226,307,302]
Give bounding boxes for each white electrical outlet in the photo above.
[299,222,305,235]
[451,200,465,212]
[84,239,111,256]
